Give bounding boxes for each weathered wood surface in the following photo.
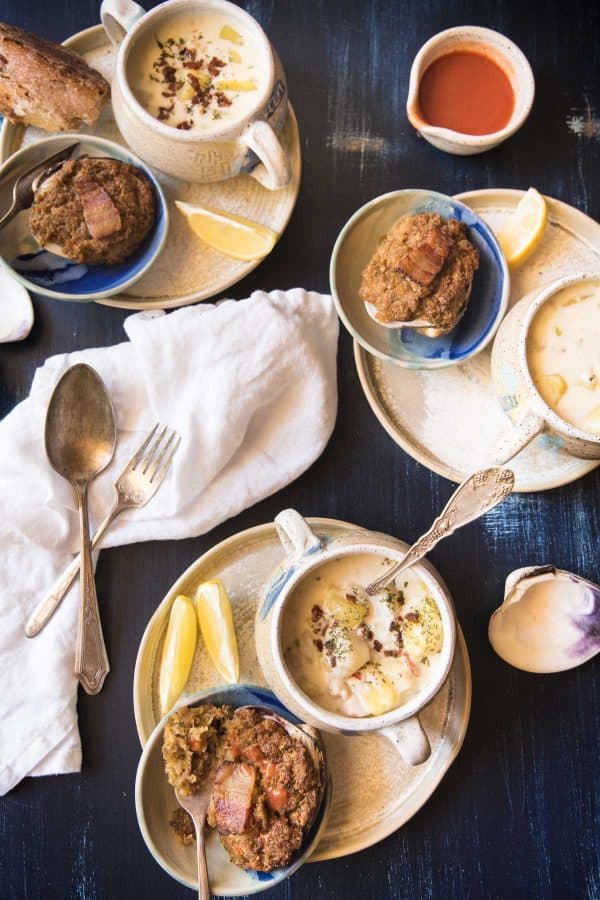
[1,0,599,898]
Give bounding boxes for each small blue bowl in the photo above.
[135,684,331,897]
[0,134,168,301]
[330,189,509,369]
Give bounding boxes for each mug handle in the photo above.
[275,509,323,558]
[100,0,146,46]
[242,120,292,191]
[495,409,545,464]
[381,716,431,766]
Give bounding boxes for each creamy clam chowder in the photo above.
[283,554,445,718]
[130,13,266,131]
[527,282,600,434]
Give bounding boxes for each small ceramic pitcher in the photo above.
[491,273,600,463]
[100,0,291,188]
[406,26,534,155]
[255,510,457,766]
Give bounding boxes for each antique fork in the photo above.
[25,424,181,638]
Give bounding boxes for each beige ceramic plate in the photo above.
[133,517,471,861]
[355,189,600,492]
[0,25,301,310]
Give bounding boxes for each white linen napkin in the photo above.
[0,288,338,795]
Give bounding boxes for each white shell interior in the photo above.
[488,567,600,673]
[0,267,34,342]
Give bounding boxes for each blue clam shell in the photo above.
[0,136,168,301]
[188,685,328,886]
[138,684,330,896]
[331,189,509,369]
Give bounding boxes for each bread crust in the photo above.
[0,22,110,131]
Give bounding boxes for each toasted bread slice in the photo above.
[0,22,110,131]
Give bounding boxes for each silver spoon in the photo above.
[45,364,117,694]
[366,467,515,595]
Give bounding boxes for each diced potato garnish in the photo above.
[535,374,567,407]
[216,78,257,92]
[219,25,244,45]
[228,49,242,63]
[583,405,600,433]
[179,81,196,101]
[323,588,368,629]
[402,596,443,660]
[194,71,212,90]
[323,626,370,678]
[350,662,398,715]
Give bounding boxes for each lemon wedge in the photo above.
[158,594,198,716]
[496,188,548,267]
[175,201,278,261]
[195,579,240,683]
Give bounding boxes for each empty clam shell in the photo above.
[0,268,33,342]
[489,565,600,673]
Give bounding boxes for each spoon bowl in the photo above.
[46,365,117,482]
[45,363,116,693]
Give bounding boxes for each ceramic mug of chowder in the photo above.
[255,509,457,766]
[492,274,600,463]
[100,0,291,188]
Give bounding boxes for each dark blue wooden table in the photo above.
[1,1,599,898]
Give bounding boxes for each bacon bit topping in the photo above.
[211,762,255,835]
[384,649,400,657]
[373,639,382,653]
[184,60,204,69]
[207,55,226,77]
[176,120,192,129]
[158,102,174,120]
[396,224,453,286]
[216,91,232,107]
[404,611,420,623]
[313,638,324,652]
[162,64,177,82]
[310,605,323,622]
[77,179,122,240]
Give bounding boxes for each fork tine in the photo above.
[150,435,181,484]
[126,423,160,471]
[147,430,177,481]
[141,425,169,474]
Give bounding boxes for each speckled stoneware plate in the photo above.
[355,189,600,492]
[135,684,332,896]
[133,518,471,862]
[0,25,301,310]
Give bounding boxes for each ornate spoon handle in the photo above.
[366,467,515,595]
[25,501,120,638]
[74,485,110,694]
